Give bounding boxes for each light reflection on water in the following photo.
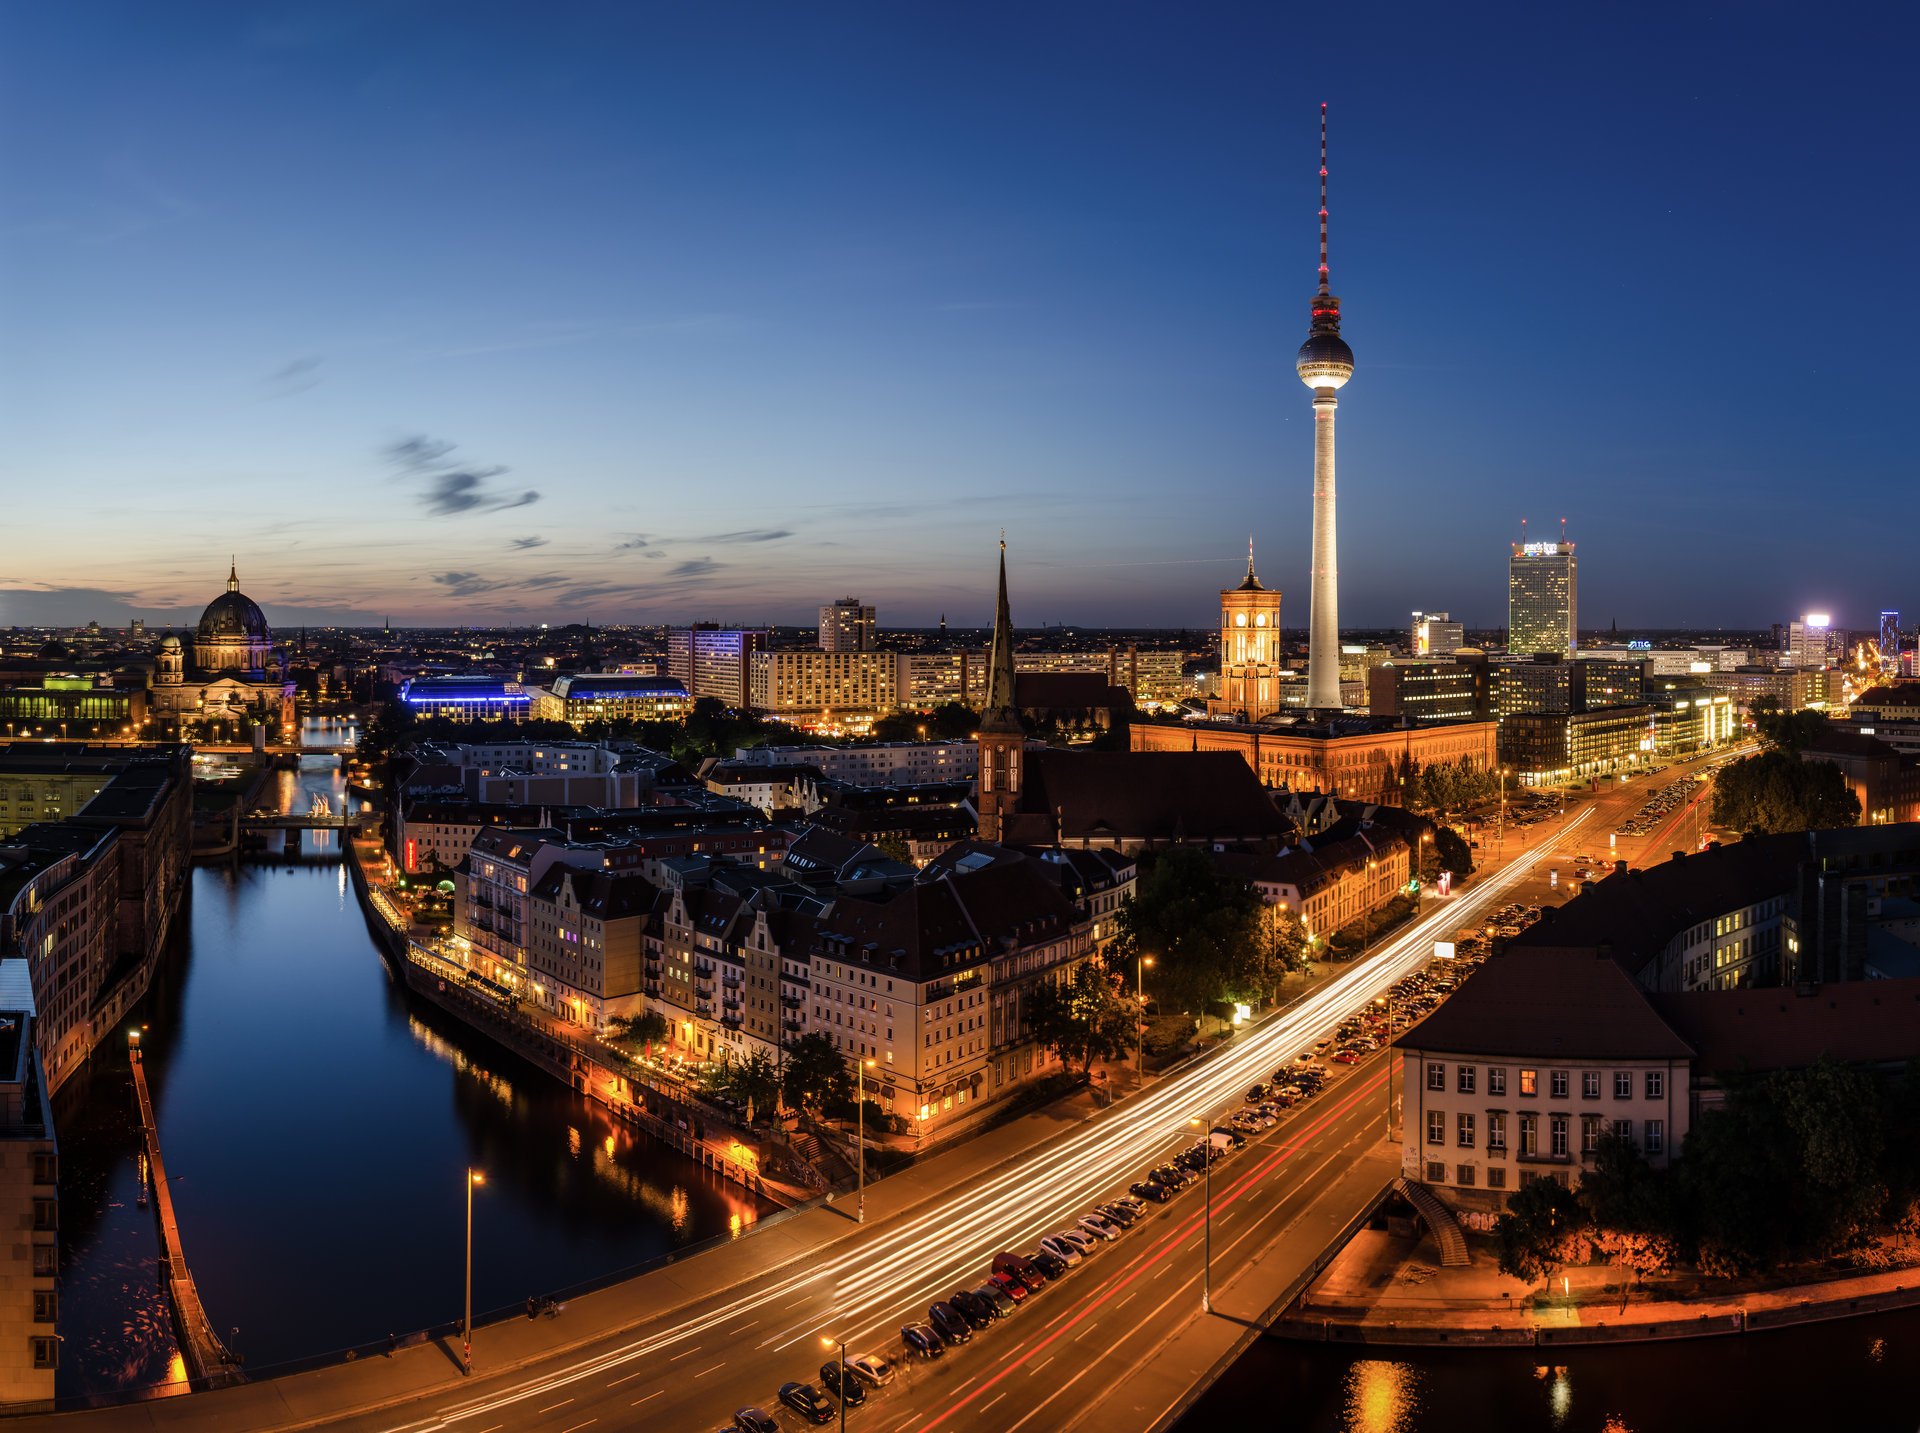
[1345,1360,1419,1433]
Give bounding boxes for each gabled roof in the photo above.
[815,858,1082,982]
[1395,945,1694,1062]
[1012,749,1289,843]
[1014,671,1133,712]
[1650,978,1920,1075]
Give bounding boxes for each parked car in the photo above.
[1055,1227,1099,1255]
[947,1289,995,1328]
[1209,1125,1247,1149]
[819,1362,867,1405]
[1245,1081,1274,1103]
[988,1270,1030,1302]
[848,1353,897,1387]
[1038,1233,1085,1265]
[1096,1201,1141,1227]
[1131,1179,1174,1204]
[777,1382,835,1425]
[1152,1162,1198,1189]
[1030,1249,1071,1280]
[733,1411,779,1433]
[992,1251,1045,1288]
[928,1302,974,1345]
[901,1323,945,1359]
[975,1282,1017,1317]
[1077,1212,1123,1242]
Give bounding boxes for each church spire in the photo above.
[1248,533,1257,581]
[980,536,1020,731]
[226,557,239,593]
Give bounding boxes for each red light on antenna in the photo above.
[1321,102,1327,110]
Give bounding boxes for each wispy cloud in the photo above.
[385,434,541,517]
[429,571,504,597]
[667,557,720,579]
[508,535,548,550]
[613,534,651,551]
[694,528,793,545]
[266,356,322,397]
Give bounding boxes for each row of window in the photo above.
[1426,1110,1665,1157]
[1426,1063,1665,1102]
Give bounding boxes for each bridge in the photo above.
[236,812,379,832]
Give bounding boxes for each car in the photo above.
[1057,1226,1100,1254]
[820,1361,867,1405]
[1097,1201,1141,1227]
[928,1302,973,1344]
[1331,1049,1363,1065]
[1029,1249,1070,1280]
[992,1252,1045,1292]
[1039,1233,1085,1264]
[900,1323,945,1359]
[848,1353,897,1387]
[1131,1179,1174,1204]
[1209,1125,1247,1149]
[778,1383,835,1425]
[1151,1162,1198,1188]
[988,1270,1030,1301]
[975,1282,1017,1317]
[1077,1212,1123,1241]
[733,1410,779,1433]
[1245,1081,1274,1103]
[948,1289,995,1328]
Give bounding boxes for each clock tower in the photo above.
[1208,537,1286,721]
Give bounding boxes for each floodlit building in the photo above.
[1411,611,1465,658]
[1507,542,1578,657]
[818,597,877,653]
[527,674,690,726]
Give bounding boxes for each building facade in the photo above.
[665,627,768,709]
[748,650,898,722]
[1508,541,1578,657]
[526,674,690,726]
[1411,611,1465,657]
[1131,715,1497,805]
[818,598,877,653]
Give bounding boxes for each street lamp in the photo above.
[1376,993,1394,1134]
[856,1058,876,1222]
[820,1335,847,1433]
[1188,1113,1214,1313]
[463,1169,485,1373]
[1136,954,1155,1081]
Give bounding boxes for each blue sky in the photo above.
[3,3,1915,631]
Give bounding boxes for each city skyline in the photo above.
[6,6,1916,630]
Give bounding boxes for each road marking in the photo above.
[1029,1354,1054,1373]
[605,1368,648,1388]
[668,1347,696,1361]
[558,1422,596,1433]
[730,1318,760,1332]
[1114,1290,1136,1310]
[1154,1264,1170,1278]
[629,1391,663,1407]
[693,1362,725,1379]
[1074,1321,1100,1342]
[982,1391,1008,1413]
[535,1400,572,1414]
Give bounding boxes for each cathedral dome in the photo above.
[196,590,270,644]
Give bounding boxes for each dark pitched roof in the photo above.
[1011,750,1289,843]
[815,859,1082,982]
[1650,979,1920,1075]
[1394,945,1693,1062]
[1014,672,1132,711]
[1512,836,1807,979]
[1800,728,1904,761]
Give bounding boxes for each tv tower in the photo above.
[1297,102,1355,711]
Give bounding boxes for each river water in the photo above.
[54,721,765,1401]
[1177,1306,1920,1433]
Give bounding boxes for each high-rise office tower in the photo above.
[1508,541,1578,657]
[1411,610,1464,657]
[1785,614,1833,669]
[818,596,876,652]
[1296,103,1354,711]
[1880,611,1901,667]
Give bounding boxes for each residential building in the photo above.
[736,741,979,787]
[0,964,56,1411]
[1508,541,1577,657]
[748,649,898,722]
[524,866,652,1030]
[818,598,877,653]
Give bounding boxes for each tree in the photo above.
[1112,847,1266,1018]
[1423,824,1475,881]
[1710,750,1860,834]
[874,832,916,866]
[608,1010,671,1052]
[1493,1176,1589,1283]
[1025,961,1134,1077]
[1755,708,1835,753]
[1261,906,1311,991]
[710,1050,781,1119]
[781,1032,853,1115]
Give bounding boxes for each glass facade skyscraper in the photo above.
[1508,542,1577,657]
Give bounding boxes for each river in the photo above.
[54,721,766,1401]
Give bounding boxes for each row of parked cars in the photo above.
[727,1351,897,1430]
[1612,772,1696,838]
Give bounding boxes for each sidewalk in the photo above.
[1281,1225,1920,1346]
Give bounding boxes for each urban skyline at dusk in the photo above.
[6,5,1915,631]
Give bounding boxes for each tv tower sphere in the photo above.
[1296,323,1354,390]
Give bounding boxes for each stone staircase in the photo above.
[1393,1176,1471,1266]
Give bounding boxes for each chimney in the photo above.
[1672,850,1687,863]
[1613,859,1627,876]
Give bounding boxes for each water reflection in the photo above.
[1345,1360,1419,1433]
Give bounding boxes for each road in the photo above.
[41,759,1753,1433]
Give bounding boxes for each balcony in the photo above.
[696,1001,714,1018]
[694,960,716,978]
[720,1012,743,1029]
[783,1016,804,1034]
[721,972,743,989]
[780,992,804,1009]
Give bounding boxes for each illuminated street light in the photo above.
[820,1334,847,1433]
[1136,954,1155,1081]
[463,1169,485,1372]
[857,1058,876,1222]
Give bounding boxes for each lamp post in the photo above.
[1376,993,1394,1135]
[1189,1114,1214,1313]
[1136,954,1155,1082]
[820,1335,847,1433]
[856,1058,875,1222]
[463,1169,485,1373]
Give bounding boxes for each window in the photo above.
[1487,1165,1508,1190]
[1550,1114,1569,1158]
[32,1290,55,1323]
[32,1337,57,1370]
[1518,1114,1537,1157]
[1614,1119,1634,1147]
[1427,1111,1445,1146]
[1427,1062,1445,1091]
[1550,1070,1569,1099]
[1457,1065,1476,1095]
[31,1198,55,1232]
[1487,1112,1507,1152]
[1645,1070,1664,1100]
[1457,1164,1476,1187]
[1488,1067,1507,1096]
[31,1245,55,1278]
[1646,1120,1664,1154]
[1582,1115,1601,1154]
[1614,1071,1633,1100]
[1457,1113,1475,1148]
[1520,1068,1538,1097]
[1582,1071,1601,1099]
[1426,1160,1446,1182]
[30,1151,54,1185]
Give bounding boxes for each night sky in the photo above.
[3,4,1914,631]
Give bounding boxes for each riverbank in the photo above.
[1276,1220,1920,1347]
